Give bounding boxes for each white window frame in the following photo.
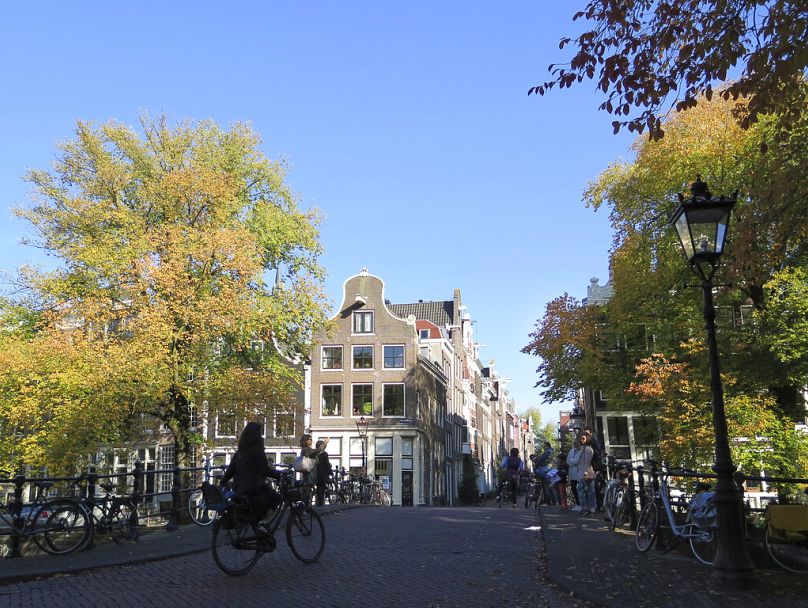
[352,345,374,370]
[419,329,430,340]
[215,413,237,438]
[321,384,343,417]
[353,310,374,334]
[383,344,405,369]
[382,383,406,418]
[274,411,295,438]
[321,345,343,370]
[351,383,374,417]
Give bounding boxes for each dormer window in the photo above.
[353,310,374,333]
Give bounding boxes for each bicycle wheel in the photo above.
[378,489,391,507]
[211,510,259,576]
[689,526,717,565]
[635,502,659,552]
[109,500,139,543]
[188,488,218,526]
[610,489,628,531]
[764,527,808,573]
[604,483,618,522]
[286,505,325,563]
[534,484,545,509]
[41,501,92,555]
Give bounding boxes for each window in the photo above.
[633,416,658,446]
[158,445,175,493]
[321,346,343,370]
[321,385,342,417]
[352,384,373,416]
[383,384,405,417]
[353,311,374,333]
[419,329,430,340]
[325,437,341,456]
[216,412,236,437]
[383,345,405,369]
[375,437,393,456]
[352,345,373,369]
[275,412,295,437]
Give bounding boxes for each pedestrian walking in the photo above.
[299,433,329,487]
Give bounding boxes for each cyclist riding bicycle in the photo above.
[499,448,524,508]
[530,442,561,505]
[220,422,282,522]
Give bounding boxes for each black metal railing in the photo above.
[0,459,227,559]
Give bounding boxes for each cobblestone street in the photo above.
[0,507,588,608]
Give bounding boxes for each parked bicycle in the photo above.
[0,480,91,556]
[605,461,634,531]
[208,465,325,576]
[763,502,808,573]
[70,476,139,546]
[634,461,717,565]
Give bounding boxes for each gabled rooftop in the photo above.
[389,300,453,327]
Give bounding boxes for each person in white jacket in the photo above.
[566,438,583,511]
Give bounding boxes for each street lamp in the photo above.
[569,409,585,437]
[356,415,369,472]
[670,176,755,586]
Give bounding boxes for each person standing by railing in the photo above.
[314,440,332,507]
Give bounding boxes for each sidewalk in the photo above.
[539,507,808,608]
[0,503,357,585]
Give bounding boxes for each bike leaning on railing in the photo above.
[763,502,808,573]
[634,461,717,565]
[207,465,326,576]
[70,476,139,547]
[0,479,92,556]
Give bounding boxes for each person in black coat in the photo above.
[314,440,332,507]
[221,422,281,519]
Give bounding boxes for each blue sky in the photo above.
[0,2,636,425]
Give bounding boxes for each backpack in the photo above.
[507,456,522,477]
[591,448,603,471]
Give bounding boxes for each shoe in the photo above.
[581,509,591,515]
[571,506,582,512]
[512,504,516,508]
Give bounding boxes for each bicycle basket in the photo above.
[201,481,229,511]
[689,492,717,529]
[766,504,808,543]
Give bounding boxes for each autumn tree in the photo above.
[524,93,807,472]
[0,116,329,475]
[531,1,808,139]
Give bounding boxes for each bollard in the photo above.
[8,474,25,559]
[166,466,181,531]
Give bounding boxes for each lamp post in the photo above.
[670,176,755,586]
[569,409,585,438]
[356,415,369,473]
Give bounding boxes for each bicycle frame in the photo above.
[655,473,711,541]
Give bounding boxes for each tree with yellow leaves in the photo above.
[0,116,329,475]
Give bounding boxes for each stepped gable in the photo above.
[389,300,453,327]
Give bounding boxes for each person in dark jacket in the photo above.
[314,439,332,507]
[221,422,281,519]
